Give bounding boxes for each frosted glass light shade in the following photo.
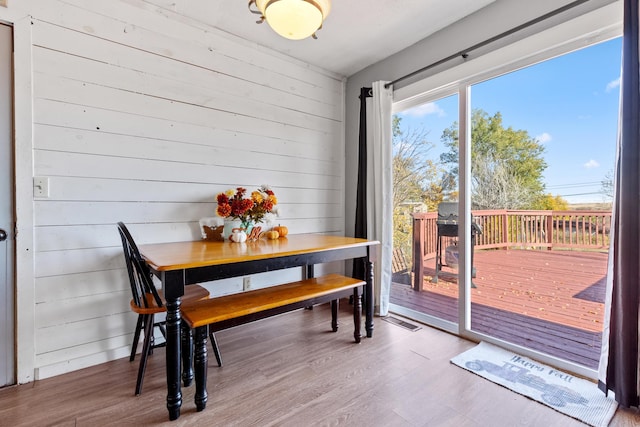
[255,0,331,40]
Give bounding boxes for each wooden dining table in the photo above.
[138,233,379,421]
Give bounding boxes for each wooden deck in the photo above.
[390,249,608,369]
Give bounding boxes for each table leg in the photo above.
[353,287,362,343]
[165,297,182,421]
[365,258,374,338]
[305,265,316,311]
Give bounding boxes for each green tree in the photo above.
[440,109,548,209]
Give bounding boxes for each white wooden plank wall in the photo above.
[26,0,346,378]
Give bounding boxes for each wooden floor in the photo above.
[1,303,638,426]
[391,249,608,369]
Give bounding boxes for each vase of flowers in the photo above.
[216,185,278,241]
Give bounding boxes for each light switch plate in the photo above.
[34,176,50,198]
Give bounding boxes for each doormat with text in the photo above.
[451,342,618,427]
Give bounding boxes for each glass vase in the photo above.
[222,218,242,241]
[241,220,254,235]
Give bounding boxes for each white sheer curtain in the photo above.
[365,81,393,316]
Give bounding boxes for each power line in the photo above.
[559,191,607,197]
[547,181,603,189]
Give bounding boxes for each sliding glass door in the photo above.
[389,37,620,372]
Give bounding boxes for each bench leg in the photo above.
[181,321,193,387]
[194,325,208,412]
[353,287,361,343]
[331,299,338,332]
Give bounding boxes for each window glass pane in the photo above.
[390,94,460,327]
[467,38,620,368]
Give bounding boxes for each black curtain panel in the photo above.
[353,87,372,280]
[598,0,640,408]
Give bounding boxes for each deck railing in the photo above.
[411,209,611,290]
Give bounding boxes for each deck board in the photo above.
[390,249,607,369]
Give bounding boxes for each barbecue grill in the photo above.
[433,202,483,284]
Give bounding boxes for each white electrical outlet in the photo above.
[33,176,50,198]
[243,276,251,291]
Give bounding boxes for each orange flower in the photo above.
[215,185,278,225]
[216,203,231,217]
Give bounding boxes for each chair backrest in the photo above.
[437,202,458,224]
[117,222,163,309]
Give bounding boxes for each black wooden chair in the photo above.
[117,222,223,395]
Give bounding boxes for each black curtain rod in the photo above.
[385,0,592,89]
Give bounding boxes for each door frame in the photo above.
[0,8,35,384]
[0,20,14,387]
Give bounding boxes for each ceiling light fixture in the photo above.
[248,0,331,40]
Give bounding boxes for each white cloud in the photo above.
[584,159,600,169]
[606,77,621,93]
[536,132,552,143]
[401,102,445,117]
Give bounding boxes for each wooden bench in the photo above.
[180,273,366,411]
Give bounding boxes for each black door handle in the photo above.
[0,229,6,242]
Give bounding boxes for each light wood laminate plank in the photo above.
[0,302,637,426]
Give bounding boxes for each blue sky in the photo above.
[397,37,622,204]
